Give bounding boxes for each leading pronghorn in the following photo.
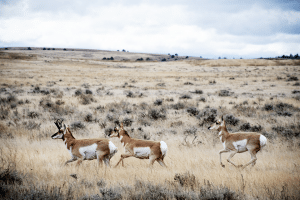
[108,123,168,167]
[208,116,267,169]
[51,119,118,167]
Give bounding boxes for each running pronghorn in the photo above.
[51,119,118,167]
[109,123,168,167]
[208,116,267,169]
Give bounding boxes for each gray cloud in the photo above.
[0,0,299,58]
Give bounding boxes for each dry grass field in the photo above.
[0,48,300,199]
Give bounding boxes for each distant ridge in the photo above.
[0,47,112,52]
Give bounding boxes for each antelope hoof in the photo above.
[238,165,243,168]
[221,164,225,168]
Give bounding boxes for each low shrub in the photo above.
[179,94,192,99]
[125,91,135,98]
[27,111,39,119]
[224,115,240,126]
[123,118,133,126]
[78,94,95,105]
[70,121,85,130]
[272,124,300,139]
[197,107,218,126]
[156,83,166,87]
[104,127,113,136]
[0,167,23,185]
[148,108,166,120]
[85,89,93,94]
[219,90,233,97]
[154,99,163,106]
[293,82,300,86]
[99,187,121,199]
[75,89,82,96]
[174,172,197,189]
[263,104,273,111]
[84,113,93,122]
[209,80,216,84]
[286,76,298,81]
[263,102,298,117]
[171,102,185,110]
[187,107,199,116]
[240,123,263,132]
[198,97,206,102]
[194,90,203,94]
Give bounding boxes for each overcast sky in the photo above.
[0,0,299,58]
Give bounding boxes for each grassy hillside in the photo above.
[1,48,300,199]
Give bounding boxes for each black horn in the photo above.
[54,119,63,129]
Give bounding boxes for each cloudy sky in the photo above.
[0,0,299,58]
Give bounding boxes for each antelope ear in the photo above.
[63,124,67,134]
[221,115,224,121]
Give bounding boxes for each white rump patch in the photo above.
[260,135,267,147]
[160,141,168,157]
[109,141,118,155]
[233,139,247,152]
[134,147,151,158]
[79,143,98,160]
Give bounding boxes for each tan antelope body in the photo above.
[51,119,117,167]
[208,117,267,169]
[109,123,167,167]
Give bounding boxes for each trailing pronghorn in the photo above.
[208,116,267,169]
[51,119,118,167]
[108,123,168,167]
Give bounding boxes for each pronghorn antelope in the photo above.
[108,123,168,167]
[208,116,267,169]
[51,119,118,167]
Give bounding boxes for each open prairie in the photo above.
[0,48,300,199]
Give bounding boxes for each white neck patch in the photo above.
[218,131,222,136]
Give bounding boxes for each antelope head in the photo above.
[109,123,124,138]
[208,116,225,131]
[51,119,66,139]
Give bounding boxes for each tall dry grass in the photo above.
[1,129,300,199]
